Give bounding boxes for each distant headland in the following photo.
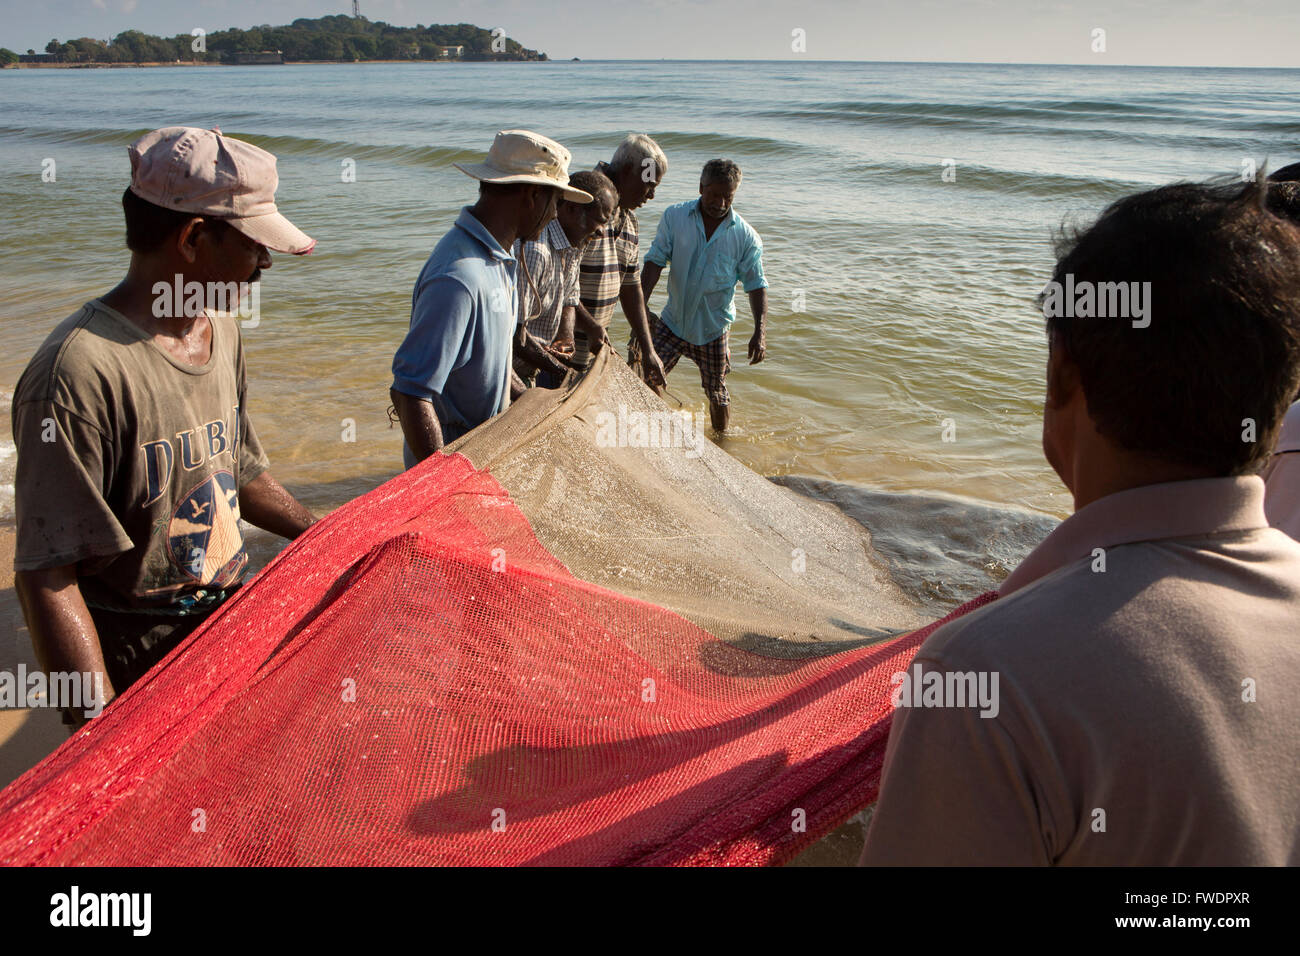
[0,15,546,67]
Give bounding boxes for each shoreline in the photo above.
[2,59,546,70]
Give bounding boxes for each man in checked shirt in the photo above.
[512,169,619,389]
[577,133,670,389]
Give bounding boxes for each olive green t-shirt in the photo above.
[12,299,269,612]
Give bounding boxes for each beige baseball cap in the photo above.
[454,130,593,203]
[127,126,316,255]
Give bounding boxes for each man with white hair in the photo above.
[576,133,668,388]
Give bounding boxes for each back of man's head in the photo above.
[122,186,213,254]
[1267,180,1300,224]
[1268,161,1300,183]
[567,169,615,206]
[1042,179,1300,476]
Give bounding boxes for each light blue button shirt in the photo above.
[644,199,767,346]
[391,207,518,467]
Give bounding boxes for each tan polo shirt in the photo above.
[859,476,1300,866]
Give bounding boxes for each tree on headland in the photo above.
[0,48,18,65]
[22,17,545,63]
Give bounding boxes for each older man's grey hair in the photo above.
[610,133,669,182]
[701,158,742,191]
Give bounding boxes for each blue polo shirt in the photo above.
[644,199,768,346]
[392,207,518,466]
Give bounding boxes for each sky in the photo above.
[2,0,1299,67]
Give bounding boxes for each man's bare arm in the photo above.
[571,302,611,355]
[238,471,317,540]
[747,287,769,365]
[515,326,576,379]
[390,387,444,463]
[641,261,664,303]
[553,305,577,350]
[620,283,666,388]
[15,565,116,725]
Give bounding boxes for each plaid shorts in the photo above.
[635,312,731,406]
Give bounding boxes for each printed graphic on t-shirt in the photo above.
[140,408,242,507]
[167,470,246,587]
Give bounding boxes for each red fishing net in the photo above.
[0,451,994,866]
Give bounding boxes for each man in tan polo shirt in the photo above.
[861,179,1300,866]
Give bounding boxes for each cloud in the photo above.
[120,0,138,11]
[91,0,107,10]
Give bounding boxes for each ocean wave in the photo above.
[844,159,1139,200]
[562,129,806,157]
[0,125,485,168]
[754,98,1203,124]
[231,133,482,167]
[747,99,1292,139]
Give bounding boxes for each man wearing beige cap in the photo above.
[11,126,318,726]
[390,130,591,466]
[860,179,1300,866]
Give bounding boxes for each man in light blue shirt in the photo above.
[390,130,592,468]
[641,159,768,432]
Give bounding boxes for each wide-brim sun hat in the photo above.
[455,129,593,203]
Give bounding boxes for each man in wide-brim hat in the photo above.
[390,129,592,466]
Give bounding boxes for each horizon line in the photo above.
[565,58,1300,69]
[7,56,1297,71]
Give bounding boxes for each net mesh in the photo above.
[0,351,995,866]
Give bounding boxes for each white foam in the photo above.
[0,440,13,524]
[0,388,13,523]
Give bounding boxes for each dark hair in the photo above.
[1268,161,1300,183]
[566,169,615,205]
[122,187,230,254]
[1267,180,1300,223]
[477,181,529,198]
[700,158,742,190]
[1040,179,1300,476]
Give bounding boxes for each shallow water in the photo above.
[3,60,1297,527]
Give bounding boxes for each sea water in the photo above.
[1,60,1296,587]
